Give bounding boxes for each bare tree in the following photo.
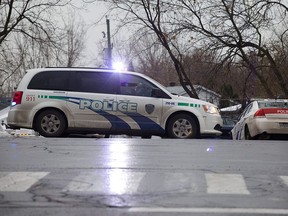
[51,17,87,68]
[107,0,199,98]
[0,0,73,94]
[0,2,88,95]
[113,34,178,85]
[0,42,24,96]
[57,12,87,67]
[104,0,288,99]
[0,0,71,45]
[173,0,288,98]
[135,36,177,85]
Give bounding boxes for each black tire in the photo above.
[244,125,252,140]
[35,109,66,137]
[141,135,152,139]
[167,114,197,139]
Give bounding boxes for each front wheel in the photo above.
[167,114,198,139]
[35,109,67,137]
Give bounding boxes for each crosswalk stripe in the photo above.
[0,172,49,192]
[129,207,288,214]
[63,170,145,194]
[205,173,250,194]
[280,176,288,186]
[1,171,286,195]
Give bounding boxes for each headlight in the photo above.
[203,105,219,114]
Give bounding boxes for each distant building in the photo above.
[166,85,221,106]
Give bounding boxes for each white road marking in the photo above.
[64,170,145,194]
[129,207,288,214]
[205,173,250,194]
[280,176,288,186]
[0,172,49,192]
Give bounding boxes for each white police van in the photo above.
[7,68,222,138]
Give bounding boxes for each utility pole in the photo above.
[106,18,112,68]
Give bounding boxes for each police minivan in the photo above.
[7,68,222,138]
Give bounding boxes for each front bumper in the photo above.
[201,114,223,136]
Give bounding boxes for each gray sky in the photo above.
[75,1,133,67]
[76,1,111,66]
[73,1,130,67]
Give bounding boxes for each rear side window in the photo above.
[28,71,72,91]
[28,70,117,94]
[75,71,116,94]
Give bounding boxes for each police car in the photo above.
[7,68,222,138]
[231,99,288,140]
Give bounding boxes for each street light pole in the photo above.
[106,18,112,68]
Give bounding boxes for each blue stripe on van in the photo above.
[124,112,165,132]
[67,99,130,130]
[52,96,162,131]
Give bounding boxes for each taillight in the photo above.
[11,91,23,106]
[254,108,288,117]
[254,109,265,117]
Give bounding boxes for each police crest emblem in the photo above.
[145,104,155,114]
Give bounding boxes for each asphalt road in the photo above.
[0,137,287,216]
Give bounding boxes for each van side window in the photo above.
[76,71,116,94]
[28,71,71,91]
[119,74,156,97]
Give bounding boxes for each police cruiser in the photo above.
[7,68,222,138]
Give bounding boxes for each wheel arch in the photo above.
[165,111,200,137]
[32,107,68,132]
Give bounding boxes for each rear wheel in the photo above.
[167,114,197,139]
[36,109,66,137]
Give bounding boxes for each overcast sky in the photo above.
[76,1,109,65]
[72,1,121,66]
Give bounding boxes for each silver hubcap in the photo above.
[172,118,192,138]
[41,114,60,134]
